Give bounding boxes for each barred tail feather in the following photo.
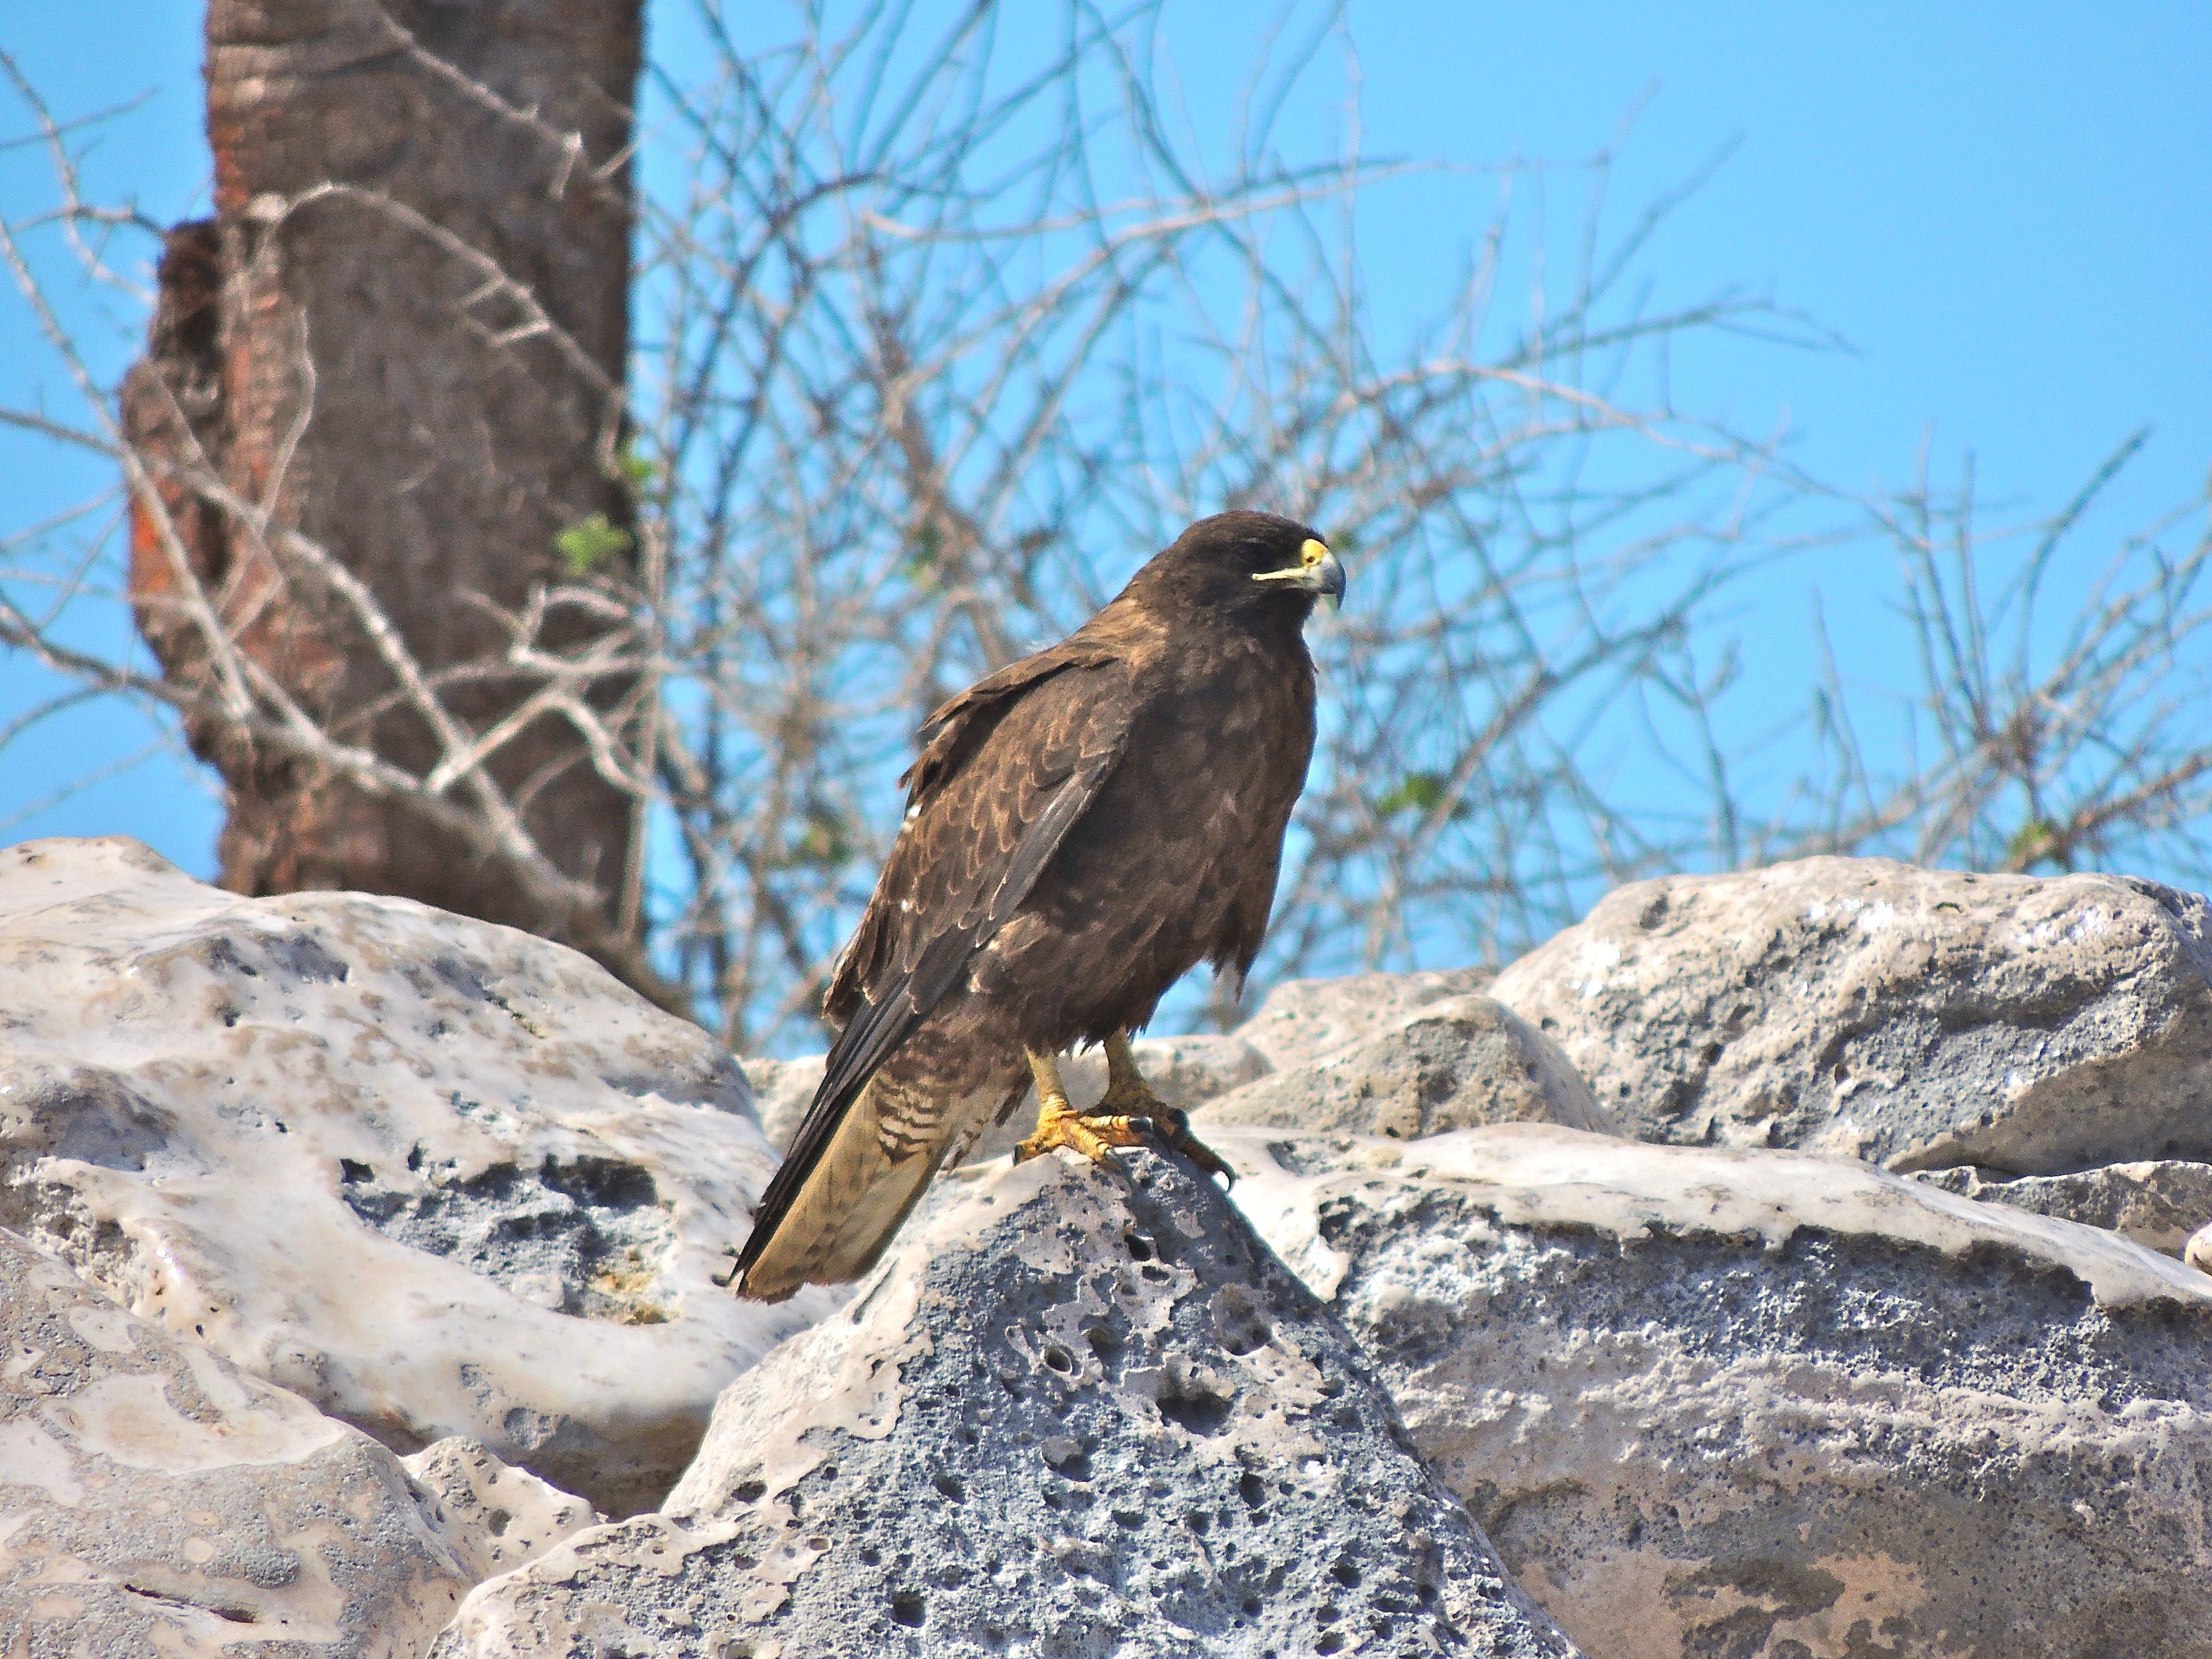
[735,1075,1020,1301]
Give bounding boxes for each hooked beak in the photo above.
[1252,538,1348,612]
[1312,547,1347,611]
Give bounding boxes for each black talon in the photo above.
[1139,1105,1186,1146]
[1146,1105,1236,1189]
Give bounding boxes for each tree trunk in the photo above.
[120,0,667,1004]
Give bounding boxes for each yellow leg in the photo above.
[1097,1029,1162,1117]
[1041,1031,1236,1187]
[1015,1049,1151,1165]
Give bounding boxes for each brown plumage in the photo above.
[734,512,1345,1300]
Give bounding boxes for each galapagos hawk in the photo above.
[733,512,1345,1300]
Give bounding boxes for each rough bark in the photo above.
[120,0,655,996]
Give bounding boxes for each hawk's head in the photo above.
[1131,511,1346,622]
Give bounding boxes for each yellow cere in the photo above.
[1254,538,1334,586]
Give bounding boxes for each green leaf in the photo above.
[898,523,946,585]
[555,513,633,575]
[790,805,852,870]
[2006,817,2062,869]
[1373,770,1458,819]
[617,440,658,491]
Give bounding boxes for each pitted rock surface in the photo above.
[1917,1158,2212,1258]
[1491,854,2212,1173]
[1223,1123,2212,1659]
[0,836,825,1514]
[1195,994,1611,1140]
[402,1436,601,1584]
[435,1153,1579,1659]
[0,1225,473,1654]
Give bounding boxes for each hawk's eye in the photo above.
[1248,536,1345,606]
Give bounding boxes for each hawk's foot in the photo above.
[1017,1048,1149,1166]
[1093,1031,1236,1187]
[1015,1093,1154,1165]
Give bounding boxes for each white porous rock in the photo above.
[0,836,828,1515]
[1220,1122,2212,1659]
[1491,855,2212,1173]
[1915,1159,2212,1257]
[0,1225,473,1653]
[436,1152,1581,1659]
[1196,994,1613,1141]
[744,1054,829,1154]
[2188,1221,2212,1274]
[402,1437,601,1583]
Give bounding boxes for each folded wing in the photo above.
[733,649,1130,1295]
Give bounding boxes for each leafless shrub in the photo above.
[4,3,2209,1058]
[626,1,1821,1045]
[1766,436,2212,878]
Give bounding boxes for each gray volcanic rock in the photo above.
[1491,855,2212,1174]
[0,836,825,1514]
[1196,995,1611,1141]
[1092,1031,1276,1113]
[1916,1158,2212,1258]
[0,1225,472,1654]
[1223,1123,2212,1659]
[1237,965,1495,1073]
[437,1152,1580,1659]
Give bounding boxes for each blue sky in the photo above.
[2,1,2208,880]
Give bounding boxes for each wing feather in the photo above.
[735,664,1130,1285]
[824,640,1114,1021]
